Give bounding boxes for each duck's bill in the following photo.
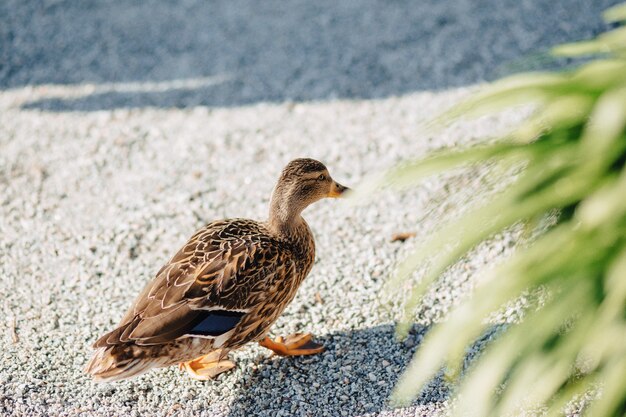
[328,182,350,198]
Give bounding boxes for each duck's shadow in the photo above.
[226,324,447,417]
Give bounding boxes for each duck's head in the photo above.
[269,158,349,228]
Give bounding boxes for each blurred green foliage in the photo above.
[363,3,626,416]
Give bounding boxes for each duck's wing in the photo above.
[93,220,291,347]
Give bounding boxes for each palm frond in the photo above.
[364,3,626,415]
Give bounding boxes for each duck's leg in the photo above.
[259,333,324,356]
[179,349,235,380]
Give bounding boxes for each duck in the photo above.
[85,158,349,381]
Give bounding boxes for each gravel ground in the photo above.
[0,1,620,416]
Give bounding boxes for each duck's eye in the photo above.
[317,174,326,181]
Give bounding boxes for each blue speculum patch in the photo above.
[188,310,245,336]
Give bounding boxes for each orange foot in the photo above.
[179,349,235,380]
[259,333,325,356]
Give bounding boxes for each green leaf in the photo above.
[585,358,626,417]
[552,40,611,57]
[604,2,626,23]
[383,4,626,415]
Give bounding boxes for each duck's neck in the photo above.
[267,189,315,266]
[267,188,307,238]
[268,214,307,240]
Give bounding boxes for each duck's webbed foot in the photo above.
[259,333,324,356]
[179,349,235,380]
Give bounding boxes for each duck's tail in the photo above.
[84,345,162,382]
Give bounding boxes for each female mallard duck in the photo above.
[85,158,349,381]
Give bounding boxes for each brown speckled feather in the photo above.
[94,218,311,350]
